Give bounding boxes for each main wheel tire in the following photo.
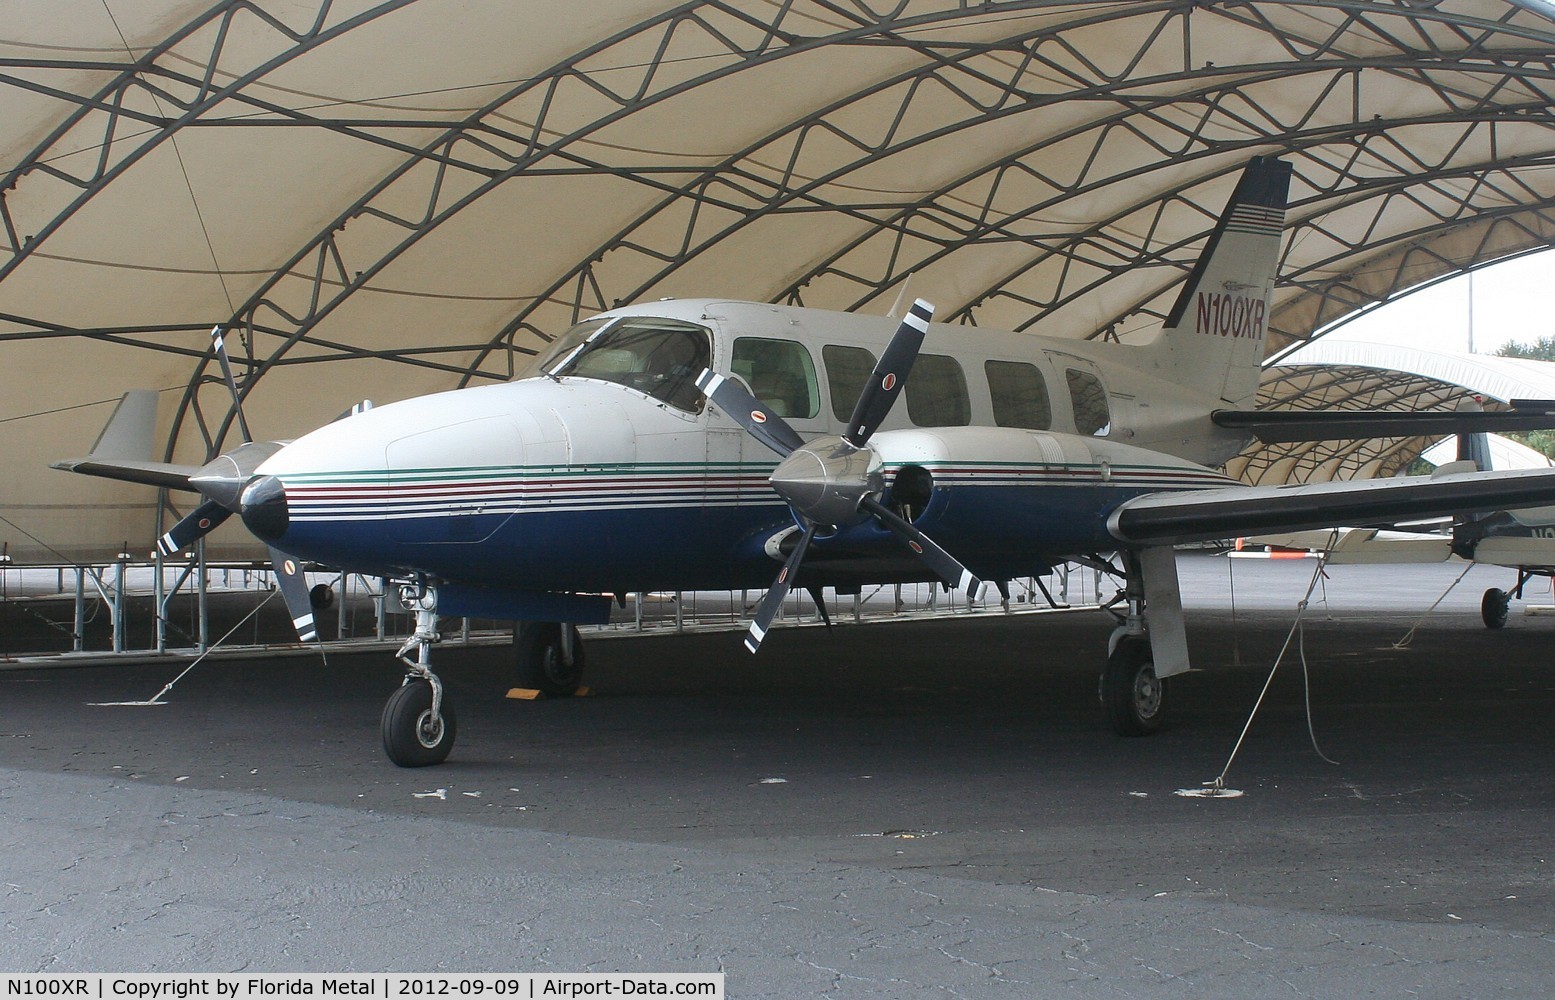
[1102,635,1167,737]
[381,679,457,767]
[514,622,585,697]
[1482,587,1510,630]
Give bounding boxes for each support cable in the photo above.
[90,588,280,706]
[1392,561,1476,648]
[1182,533,1341,799]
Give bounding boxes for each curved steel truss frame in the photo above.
[5,0,1555,554]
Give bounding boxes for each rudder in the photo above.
[1151,157,1292,408]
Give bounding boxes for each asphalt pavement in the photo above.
[3,553,1554,996]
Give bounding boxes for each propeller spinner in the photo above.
[696,299,980,652]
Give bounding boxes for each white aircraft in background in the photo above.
[1243,424,1555,628]
[55,157,1555,767]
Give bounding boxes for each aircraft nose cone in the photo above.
[240,474,289,541]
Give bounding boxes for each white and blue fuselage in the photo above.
[245,298,1240,606]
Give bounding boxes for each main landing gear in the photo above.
[1480,568,1553,629]
[382,584,457,767]
[1482,587,1510,630]
[514,621,586,697]
[1095,552,1170,737]
[1105,631,1166,736]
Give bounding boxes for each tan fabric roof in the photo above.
[6,0,1555,561]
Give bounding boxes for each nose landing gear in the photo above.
[382,584,457,767]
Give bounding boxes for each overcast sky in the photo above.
[1303,250,1555,356]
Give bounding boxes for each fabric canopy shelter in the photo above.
[5,0,1555,561]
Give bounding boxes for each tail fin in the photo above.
[1150,156,1292,408]
[52,390,198,491]
[1456,399,1492,471]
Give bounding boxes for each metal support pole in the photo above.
[112,555,127,653]
[154,549,166,654]
[674,591,684,633]
[73,567,85,653]
[196,542,209,654]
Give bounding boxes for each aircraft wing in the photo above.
[50,456,198,491]
[1107,468,1555,546]
[1211,407,1555,443]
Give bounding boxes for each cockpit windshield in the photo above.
[522,316,712,413]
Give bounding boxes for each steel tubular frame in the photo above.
[3,0,1555,537]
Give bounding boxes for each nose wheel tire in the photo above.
[515,622,585,697]
[1102,635,1167,736]
[1481,587,1510,630]
[382,678,457,767]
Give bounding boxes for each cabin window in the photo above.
[1066,368,1111,436]
[905,354,970,426]
[822,345,877,421]
[549,317,711,413]
[986,360,1052,430]
[731,337,820,419]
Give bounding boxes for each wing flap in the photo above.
[1108,469,1555,546]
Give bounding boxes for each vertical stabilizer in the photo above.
[89,390,158,460]
[1151,157,1292,408]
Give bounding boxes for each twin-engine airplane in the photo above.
[56,156,1555,767]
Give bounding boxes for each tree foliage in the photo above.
[1496,336,1555,362]
[1491,338,1555,457]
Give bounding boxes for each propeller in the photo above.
[268,546,319,642]
[697,299,980,652]
[155,326,321,644]
[156,499,231,557]
[210,326,253,443]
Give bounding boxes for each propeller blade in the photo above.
[210,326,253,444]
[859,495,980,595]
[696,369,806,458]
[156,499,233,556]
[744,521,818,653]
[268,546,319,642]
[844,299,933,448]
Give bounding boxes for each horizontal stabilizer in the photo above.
[1212,407,1555,443]
[1108,468,1555,547]
[51,457,199,491]
[52,391,199,490]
